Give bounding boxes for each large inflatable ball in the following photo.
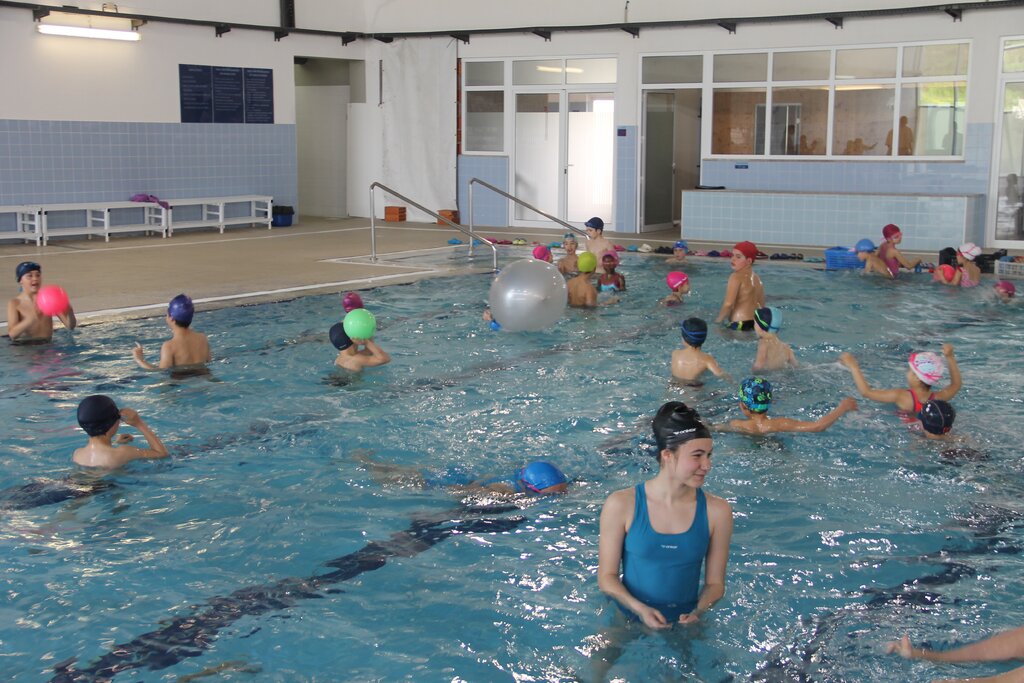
[488,259,567,332]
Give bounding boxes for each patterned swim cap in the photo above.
[740,377,773,413]
[908,352,945,386]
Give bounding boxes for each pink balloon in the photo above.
[36,285,69,316]
[342,291,364,313]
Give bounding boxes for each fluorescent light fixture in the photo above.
[37,11,141,41]
[38,24,141,41]
[535,66,583,74]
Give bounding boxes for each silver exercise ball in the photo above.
[488,259,568,332]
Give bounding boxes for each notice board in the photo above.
[180,64,274,124]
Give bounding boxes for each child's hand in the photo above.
[838,397,858,412]
[884,634,915,659]
[114,434,135,444]
[838,352,857,368]
[942,343,955,358]
[119,407,141,427]
[132,342,145,361]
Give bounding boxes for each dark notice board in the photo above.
[180,64,274,124]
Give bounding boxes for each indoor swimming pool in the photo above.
[2,253,1022,682]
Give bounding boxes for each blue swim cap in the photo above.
[585,217,604,230]
[15,261,40,282]
[674,240,688,250]
[329,322,353,350]
[167,294,195,326]
[740,377,772,413]
[518,461,567,493]
[680,317,708,347]
[754,307,782,333]
[854,238,876,253]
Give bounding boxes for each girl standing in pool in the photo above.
[594,402,733,678]
[877,224,921,278]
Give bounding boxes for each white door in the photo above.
[513,91,614,228]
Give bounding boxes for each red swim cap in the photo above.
[734,241,758,261]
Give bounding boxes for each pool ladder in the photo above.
[369,182,498,272]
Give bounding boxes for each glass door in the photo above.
[513,93,562,222]
[513,91,615,227]
[642,91,675,229]
[993,81,1024,243]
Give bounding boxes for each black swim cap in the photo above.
[652,401,711,452]
[680,318,708,347]
[77,395,121,436]
[16,261,40,282]
[329,322,353,350]
[918,400,955,435]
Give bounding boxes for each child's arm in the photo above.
[711,419,754,434]
[752,341,769,371]
[770,398,857,433]
[617,274,626,292]
[361,339,391,367]
[6,298,37,339]
[886,626,1024,665]
[715,276,739,324]
[132,342,161,371]
[118,408,169,460]
[895,248,921,270]
[934,344,962,401]
[57,302,77,331]
[838,353,905,404]
[787,344,799,368]
[706,354,727,379]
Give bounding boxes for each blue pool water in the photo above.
[2,254,1023,682]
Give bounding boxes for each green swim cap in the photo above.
[577,251,597,273]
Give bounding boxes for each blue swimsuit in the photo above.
[621,484,709,621]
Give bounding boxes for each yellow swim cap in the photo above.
[577,251,597,273]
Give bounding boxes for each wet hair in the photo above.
[652,401,711,452]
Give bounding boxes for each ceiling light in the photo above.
[37,11,142,41]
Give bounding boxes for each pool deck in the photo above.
[0,217,968,326]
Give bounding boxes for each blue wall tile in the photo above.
[0,119,297,231]
[457,155,509,228]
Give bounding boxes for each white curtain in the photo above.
[381,37,457,222]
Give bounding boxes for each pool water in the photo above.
[2,254,1023,682]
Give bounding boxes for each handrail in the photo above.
[467,178,588,242]
[369,182,498,272]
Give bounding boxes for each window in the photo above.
[700,42,969,158]
[463,61,505,153]
[642,55,702,84]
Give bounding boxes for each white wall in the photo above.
[0,5,378,124]
[46,0,282,26]
[296,85,349,217]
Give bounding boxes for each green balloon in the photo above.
[577,251,597,273]
[343,308,376,339]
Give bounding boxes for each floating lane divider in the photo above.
[50,505,525,682]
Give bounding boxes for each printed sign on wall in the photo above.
[179,64,274,124]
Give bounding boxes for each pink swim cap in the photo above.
[532,245,552,262]
[995,280,1016,297]
[601,250,619,266]
[938,264,956,282]
[666,271,689,291]
[882,223,901,240]
[342,291,364,313]
[908,351,945,386]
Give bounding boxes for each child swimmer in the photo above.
[671,317,727,386]
[713,377,857,435]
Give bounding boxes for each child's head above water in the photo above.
[995,280,1016,300]
[753,307,782,334]
[680,317,708,348]
[882,223,902,242]
[908,351,945,388]
[918,399,955,436]
[77,394,121,437]
[666,271,689,292]
[167,294,195,327]
[739,376,772,413]
[853,238,876,254]
[532,245,552,263]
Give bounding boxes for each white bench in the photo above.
[40,201,167,245]
[166,195,273,235]
[0,205,45,246]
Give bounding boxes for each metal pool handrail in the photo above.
[369,182,498,272]
[467,178,588,241]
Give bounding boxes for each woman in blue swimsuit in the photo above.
[597,402,733,630]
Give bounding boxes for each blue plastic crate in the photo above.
[824,247,863,270]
